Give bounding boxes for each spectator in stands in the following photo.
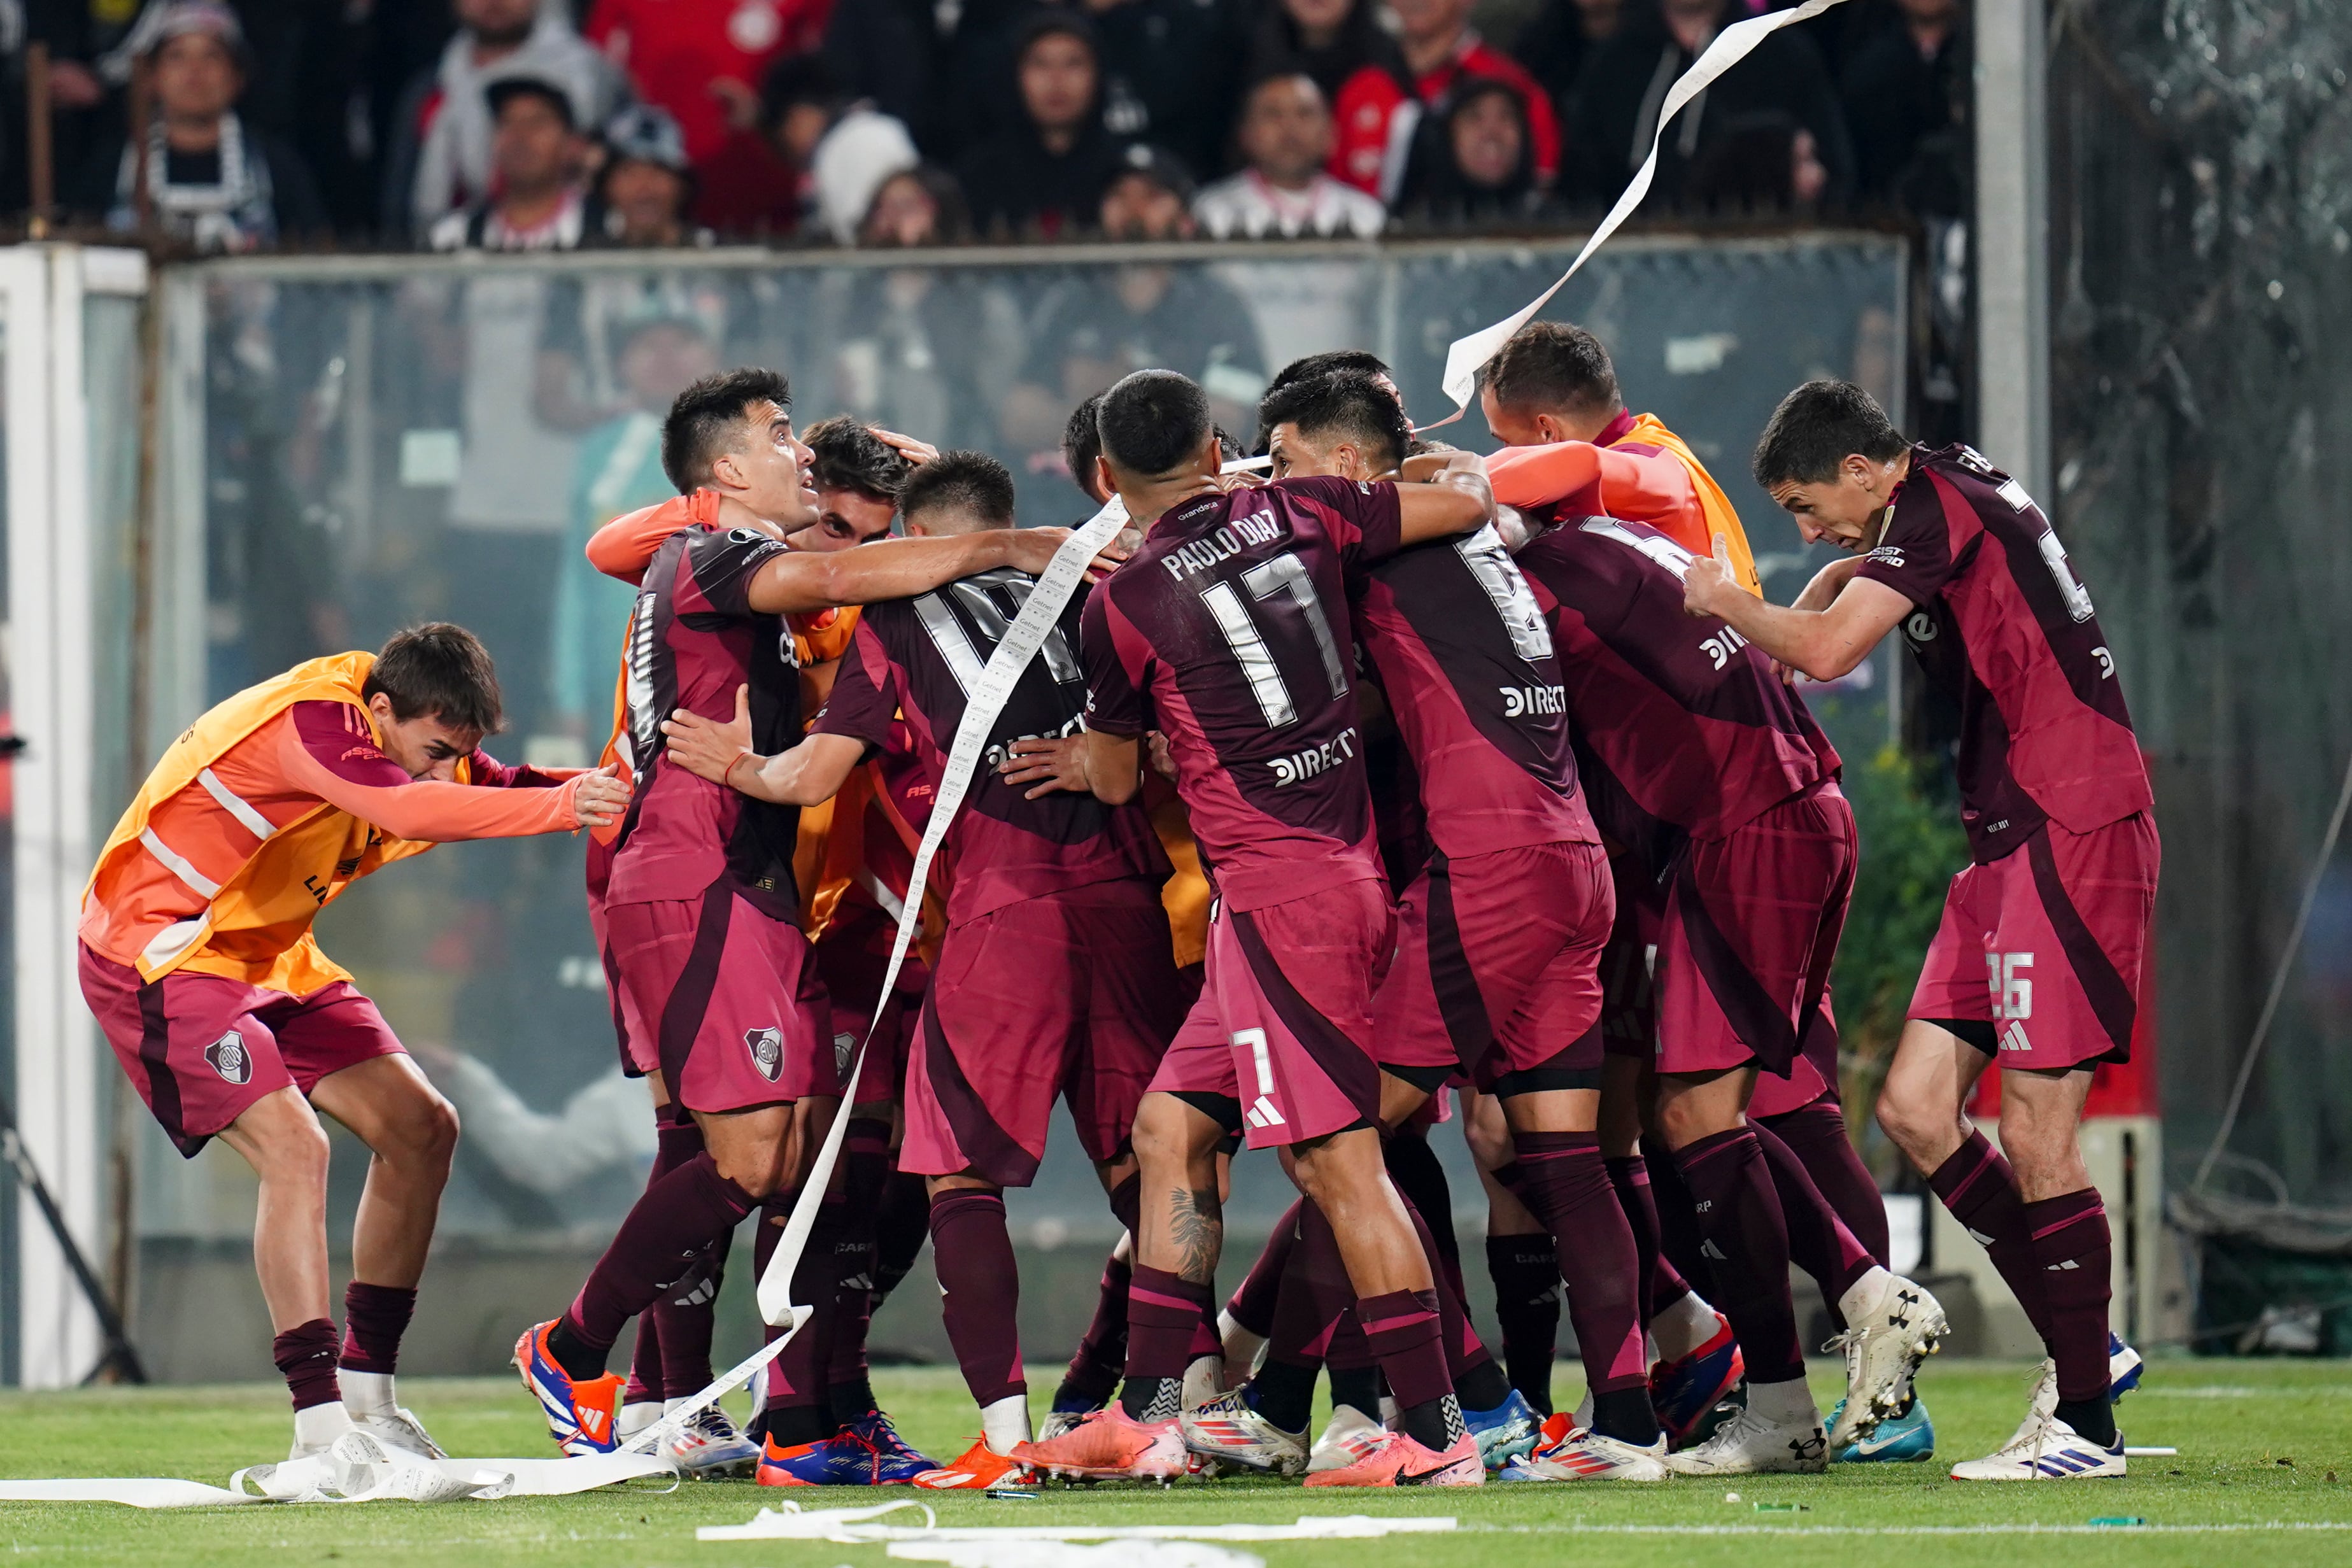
[1194,72,1384,239]
[428,77,589,251]
[70,1,325,252]
[1395,75,1550,227]
[761,54,922,244]
[827,165,1007,452]
[546,311,721,752]
[1683,110,1829,216]
[953,10,1131,239]
[1331,0,1560,204]
[998,143,1266,505]
[1245,0,1410,109]
[388,0,626,241]
[821,0,1040,159]
[1566,0,1855,212]
[583,0,828,169]
[584,104,713,248]
[1082,0,1249,184]
[1842,0,1967,213]
[1513,0,1627,111]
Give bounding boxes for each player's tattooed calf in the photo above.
[1171,1185,1222,1284]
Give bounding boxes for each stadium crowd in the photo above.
[4,0,1969,254]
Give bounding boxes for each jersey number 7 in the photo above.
[1201,552,1348,728]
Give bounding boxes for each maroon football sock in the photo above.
[1225,1201,1302,1339]
[753,1189,845,1433]
[1672,1128,1806,1385]
[1927,1129,2053,1341]
[1357,1289,1460,1450]
[274,1318,342,1411]
[1400,1194,1508,1410]
[619,1103,702,1402]
[1267,1201,1354,1368]
[1750,1118,1878,1324]
[1643,1139,1720,1298]
[1511,1129,1654,1440]
[1605,1154,1692,1320]
[828,1115,893,1393]
[872,1170,932,1301]
[337,1282,416,1376]
[2025,1188,2115,1406]
[1056,1248,1134,1408]
[1484,1232,1560,1415]
[1383,1131,1468,1305]
[563,1152,754,1366]
[624,1316,663,1406]
[1760,1100,1889,1264]
[930,1190,1025,1408]
[1121,1265,1212,1422]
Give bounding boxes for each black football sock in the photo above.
[1246,1360,1315,1434]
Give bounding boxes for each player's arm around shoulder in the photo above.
[661,684,865,807]
[744,526,1121,616]
[1682,534,1910,682]
[1395,451,1496,545]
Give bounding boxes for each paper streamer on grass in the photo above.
[0,1430,676,1509]
[697,1500,1460,1543]
[628,494,1135,1454]
[1428,0,1855,425]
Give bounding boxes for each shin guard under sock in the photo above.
[931,1190,1026,1408]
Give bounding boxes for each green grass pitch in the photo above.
[3,1359,2348,1567]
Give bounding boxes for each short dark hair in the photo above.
[364,623,504,736]
[1752,379,1910,488]
[804,416,912,504]
[662,367,791,493]
[1266,349,1392,399]
[1483,320,1620,421]
[900,451,1017,530]
[1257,371,1409,472]
[1097,370,1211,479]
[1062,392,1107,499]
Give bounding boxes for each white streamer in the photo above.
[629,495,1134,1453]
[698,1502,1459,1543]
[1435,0,1855,418]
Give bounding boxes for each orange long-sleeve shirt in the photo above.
[1484,409,1762,595]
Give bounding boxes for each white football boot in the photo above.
[1823,1271,1948,1450]
[1181,1388,1308,1475]
[1661,1402,1828,1476]
[1501,1427,1670,1482]
[1305,1403,1387,1474]
[1949,1410,2127,1481]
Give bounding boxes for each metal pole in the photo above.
[1974,0,2053,502]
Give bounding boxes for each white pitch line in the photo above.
[1470,1521,2352,1537]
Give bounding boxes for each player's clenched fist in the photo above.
[662,684,758,790]
[567,763,630,828]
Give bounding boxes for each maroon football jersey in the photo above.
[1350,526,1599,858]
[1515,515,1838,872]
[1856,444,2152,862]
[1083,475,1402,912]
[607,521,804,916]
[815,567,1168,926]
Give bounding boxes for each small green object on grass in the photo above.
[2088,1516,2146,1527]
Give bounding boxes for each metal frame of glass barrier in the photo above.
[0,244,150,1387]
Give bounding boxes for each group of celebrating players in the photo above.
[78,316,2159,1491]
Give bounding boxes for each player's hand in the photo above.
[871,428,939,466]
[1000,735,1089,798]
[1682,533,1737,618]
[568,764,630,828]
[661,685,758,789]
[1146,731,1177,780]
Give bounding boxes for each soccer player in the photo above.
[1689,380,2158,1481]
[1010,370,1496,1488]
[1508,485,1950,1474]
[1180,369,1666,1483]
[80,625,628,1460]
[1478,321,1763,593]
[515,369,1100,1457]
[659,449,1178,1488]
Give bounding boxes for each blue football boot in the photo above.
[844,1410,937,1483]
[1829,1390,1935,1462]
[1464,1388,1542,1471]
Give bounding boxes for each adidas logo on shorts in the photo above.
[1243,1096,1286,1131]
[745,1026,783,1082]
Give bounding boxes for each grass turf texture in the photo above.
[3,1359,2348,1566]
